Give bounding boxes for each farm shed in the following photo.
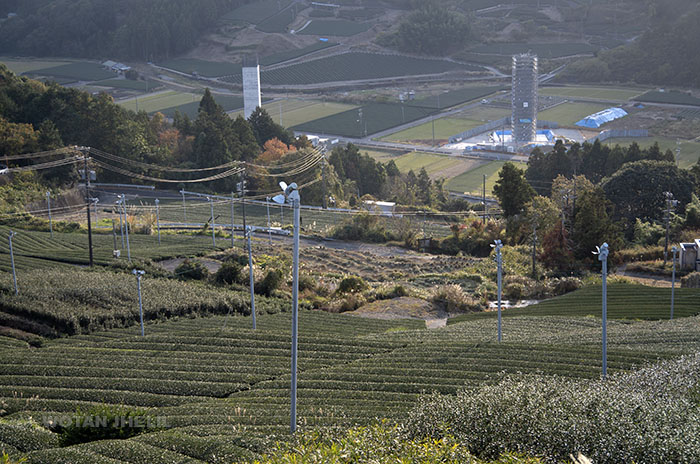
[363,200,396,217]
[680,240,700,271]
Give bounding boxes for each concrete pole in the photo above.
[496,241,503,342]
[181,190,187,222]
[46,191,53,238]
[266,197,272,246]
[208,197,216,248]
[671,246,677,320]
[9,231,18,295]
[290,198,300,434]
[596,242,609,379]
[247,227,256,330]
[155,199,160,245]
[123,197,131,262]
[133,270,145,336]
[119,197,125,250]
[231,193,235,248]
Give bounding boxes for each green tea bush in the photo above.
[257,269,284,297]
[50,405,159,446]
[336,276,368,294]
[404,354,700,463]
[431,284,480,312]
[254,423,542,464]
[0,419,58,452]
[174,259,209,280]
[213,261,242,285]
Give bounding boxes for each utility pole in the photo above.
[231,193,236,248]
[266,197,272,246]
[208,197,216,248]
[247,227,257,330]
[482,174,487,224]
[46,191,53,238]
[239,174,247,235]
[133,270,146,336]
[155,199,160,245]
[82,150,94,267]
[492,239,503,342]
[290,195,300,433]
[663,192,677,266]
[112,217,117,253]
[531,222,538,279]
[123,195,131,261]
[321,153,327,210]
[594,242,609,380]
[671,246,677,320]
[118,195,125,250]
[181,189,187,223]
[8,231,18,295]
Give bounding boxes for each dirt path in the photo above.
[616,265,673,288]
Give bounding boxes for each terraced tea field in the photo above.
[539,85,645,101]
[298,19,371,36]
[2,305,696,462]
[445,160,523,194]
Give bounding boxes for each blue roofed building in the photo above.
[575,107,628,128]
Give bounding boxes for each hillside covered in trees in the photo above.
[0,0,246,60]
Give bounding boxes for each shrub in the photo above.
[49,405,160,446]
[213,261,242,286]
[431,284,480,313]
[254,422,542,464]
[632,218,665,246]
[546,277,581,296]
[375,284,408,300]
[336,275,368,294]
[257,269,284,297]
[174,259,209,281]
[298,274,317,292]
[616,245,664,263]
[404,355,700,464]
[681,272,700,288]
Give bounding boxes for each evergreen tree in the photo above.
[493,162,535,218]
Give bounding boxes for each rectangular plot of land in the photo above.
[446,160,525,194]
[157,59,241,78]
[229,99,357,128]
[540,86,644,101]
[381,118,474,144]
[0,58,72,74]
[538,102,611,127]
[392,152,482,181]
[224,0,293,23]
[603,137,700,168]
[27,61,115,81]
[119,91,200,114]
[298,20,371,36]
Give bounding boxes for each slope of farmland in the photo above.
[4,307,696,463]
[222,52,481,86]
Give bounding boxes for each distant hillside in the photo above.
[562,0,700,87]
[0,0,246,60]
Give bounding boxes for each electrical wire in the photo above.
[6,156,83,173]
[88,147,243,173]
[92,159,245,184]
[0,147,74,161]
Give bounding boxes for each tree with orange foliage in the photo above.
[256,138,294,164]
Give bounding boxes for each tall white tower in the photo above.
[242,56,261,119]
[512,53,538,147]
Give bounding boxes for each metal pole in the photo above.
[595,242,609,380]
[181,190,187,222]
[231,193,235,248]
[247,227,256,330]
[266,197,272,246]
[83,154,94,267]
[482,174,486,224]
[123,197,131,261]
[119,196,125,249]
[290,198,300,434]
[321,154,327,210]
[208,197,216,248]
[133,270,145,336]
[112,217,117,252]
[93,198,99,224]
[155,199,160,245]
[671,246,677,320]
[497,242,502,342]
[9,231,18,295]
[46,191,53,238]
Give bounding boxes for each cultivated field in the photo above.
[2,285,698,462]
[603,137,700,168]
[156,59,242,78]
[260,41,338,66]
[224,0,293,24]
[223,52,480,86]
[298,19,371,36]
[445,160,522,194]
[635,90,700,106]
[471,42,597,58]
[539,85,645,101]
[23,61,115,82]
[371,152,484,182]
[0,58,72,74]
[118,91,245,117]
[538,102,612,127]
[230,99,357,128]
[380,118,472,144]
[292,102,436,137]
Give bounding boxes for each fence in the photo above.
[586,129,649,143]
[449,118,559,143]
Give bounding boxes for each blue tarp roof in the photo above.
[575,107,628,128]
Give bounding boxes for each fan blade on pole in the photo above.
[272,194,286,205]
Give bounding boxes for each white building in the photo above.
[242,60,261,119]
